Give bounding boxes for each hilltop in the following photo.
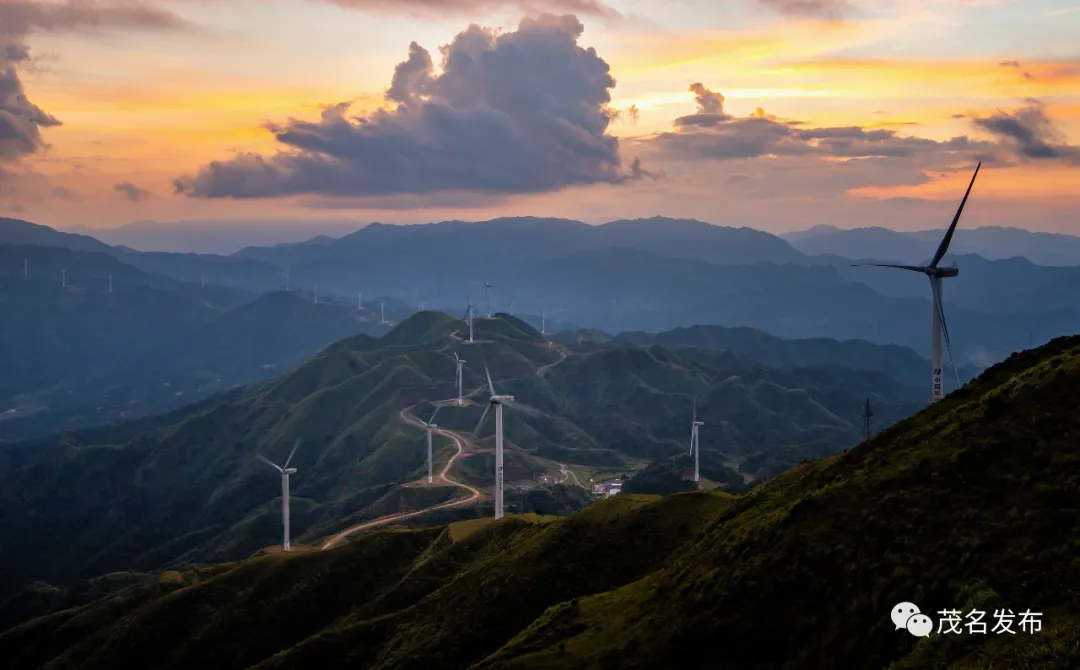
[2,333,1078,667]
[0,310,924,599]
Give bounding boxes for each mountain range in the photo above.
[786,224,1080,266]
[2,329,1076,668]
[5,217,1079,371]
[0,311,929,603]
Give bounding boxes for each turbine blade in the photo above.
[503,398,541,417]
[454,351,459,362]
[256,453,282,472]
[283,438,301,469]
[428,406,440,424]
[484,364,496,396]
[692,395,697,422]
[931,278,963,390]
[470,402,492,443]
[850,263,928,273]
[930,161,981,268]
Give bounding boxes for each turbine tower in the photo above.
[380,302,386,324]
[485,281,492,318]
[419,407,440,484]
[471,365,516,519]
[313,286,318,303]
[256,439,301,552]
[61,269,66,288]
[23,257,27,276]
[454,352,466,405]
[284,270,291,291]
[200,270,205,288]
[689,397,703,487]
[541,308,546,336]
[853,161,980,403]
[358,292,362,310]
[108,273,112,294]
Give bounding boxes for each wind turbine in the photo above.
[380,302,386,324]
[358,292,362,310]
[485,281,492,318]
[256,439,301,552]
[61,269,66,288]
[852,161,980,403]
[471,365,515,519]
[689,397,703,487]
[463,296,475,342]
[541,308,546,336]
[108,273,112,294]
[284,270,291,291]
[23,257,27,276]
[200,270,205,288]
[313,286,318,303]
[419,406,440,484]
[507,301,514,317]
[454,352,466,405]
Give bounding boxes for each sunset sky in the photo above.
[2,0,1078,233]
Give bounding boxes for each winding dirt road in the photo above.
[320,328,572,551]
[320,409,482,550]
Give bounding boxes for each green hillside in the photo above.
[2,334,1077,668]
[0,310,923,604]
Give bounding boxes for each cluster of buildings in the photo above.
[591,478,623,498]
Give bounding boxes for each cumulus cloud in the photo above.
[0,1,188,168]
[176,14,648,199]
[647,82,995,163]
[113,181,151,201]
[971,100,1080,165]
[324,0,621,19]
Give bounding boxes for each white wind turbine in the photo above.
[256,438,301,552]
[108,273,112,294]
[689,397,703,487]
[454,352,466,405]
[852,161,980,403]
[61,269,67,288]
[419,406,441,484]
[541,308,546,336]
[485,281,493,318]
[380,302,386,324]
[471,365,516,519]
[463,296,475,342]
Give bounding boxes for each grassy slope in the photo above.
[3,335,1078,668]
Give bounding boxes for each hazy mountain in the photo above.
[68,219,368,255]
[786,224,1080,266]
[2,333,1076,668]
[0,247,397,440]
[0,311,926,597]
[8,217,1080,368]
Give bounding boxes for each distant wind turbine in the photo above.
[200,270,205,288]
[284,270,290,291]
[689,397,703,487]
[541,308,546,336]
[463,296,475,342]
[108,273,112,294]
[61,269,66,288]
[23,257,27,276]
[380,302,386,324]
[313,285,318,303]
[485,281,492,318]
[471,365,517,519]
[358,291,362,310]
[507,301,514,316]
[419,406,440,484]
[454,352,466,405]
[852,161,980,403]
[256,439,301,552]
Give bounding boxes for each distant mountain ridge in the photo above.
[785,224,1080,266]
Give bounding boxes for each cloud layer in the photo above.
[648,83,993,164]
[176,14,638,199]
[324,0,621,19]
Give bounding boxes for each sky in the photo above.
[1,0,1079,234]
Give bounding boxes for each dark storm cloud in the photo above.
[649,83,997,163]
[114,181,151,201]
[176,14,649,199]
[0,1,189,166]
[971,100,1080,164]
[324,0,621,19]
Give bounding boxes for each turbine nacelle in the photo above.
[283,467,297,474]
[490,394,515,404]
